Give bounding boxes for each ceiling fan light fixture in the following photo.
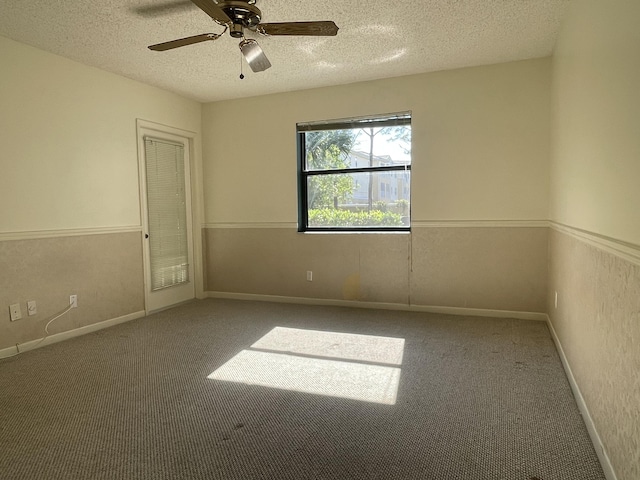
[239,38,271,72]
[230,23,244,38]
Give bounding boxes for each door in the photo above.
[138,126,195,312]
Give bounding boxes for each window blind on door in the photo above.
[144,137,189,291]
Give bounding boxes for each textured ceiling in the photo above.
[0,0,569,103]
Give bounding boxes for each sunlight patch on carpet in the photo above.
[208,327,404,405]
[251,326,405,365]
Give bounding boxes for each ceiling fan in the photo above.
[145,0,339,73]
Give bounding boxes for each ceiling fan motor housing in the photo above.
[219,0,262,37]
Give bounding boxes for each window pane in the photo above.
[304,126,411,172]
[307,171,411,228]
[305,129,357,171]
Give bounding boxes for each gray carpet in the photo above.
[0,299,605,479]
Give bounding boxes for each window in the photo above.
[297,113,411,232]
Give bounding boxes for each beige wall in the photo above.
[203,58,550,224]
[204,226,548,313]
[410,226,548,312]
[0,36,202,350]
[550,1,640,245]
[201,59,551,313]
[549,2,640,479]
[204,228,410,303]
[1,36,202,233]
[0,232,144,350]
[548,230,639,480]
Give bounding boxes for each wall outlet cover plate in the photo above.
[10,303,22,321]
[27,300,37,316]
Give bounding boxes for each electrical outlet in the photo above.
[70,295,78,308]
[27,300,37,316]
[9,303,22,321]
[306,271,313,282]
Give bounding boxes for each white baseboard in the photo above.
[0,310,146,359]
[546,316,618,480]
[204,291,547,321]
[409,304,547,321]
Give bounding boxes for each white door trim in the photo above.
[136,119,200,314]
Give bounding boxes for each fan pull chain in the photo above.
[239,51,244,80]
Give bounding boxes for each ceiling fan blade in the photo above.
[148,33,220,51]
[133,0,194,17]
[257,21,339,36]
[190,0,232,26]
[239,39,271,72]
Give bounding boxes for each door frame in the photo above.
[136,119,202,314]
